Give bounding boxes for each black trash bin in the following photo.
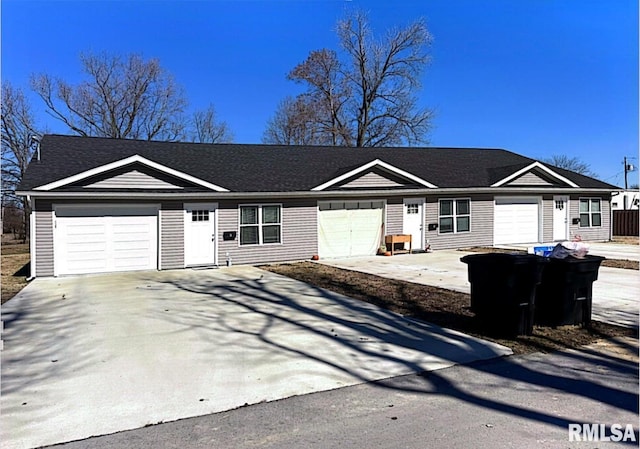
[535,255,605,326]
[461,253,546,337]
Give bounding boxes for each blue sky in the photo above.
[2,0,638,187]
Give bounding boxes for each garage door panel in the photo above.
[66,257,108,272]
[55,206,158,275]
[318,209,351,258]
[113,255,152,269]
[349,208,384,256]
[494,198,540,245]
[318,202,383,258]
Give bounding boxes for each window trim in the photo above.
[238,203,283,246]
[578,197,602,228]
[438,198,471,234]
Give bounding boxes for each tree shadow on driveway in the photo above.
[151,267,638,436]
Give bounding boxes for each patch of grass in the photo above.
[263,262,638,355]
[1,243,30,304]
[611,236,639,245]
[1,243,29,255]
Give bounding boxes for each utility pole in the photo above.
[624,156,629,190]
[623,156,637,190]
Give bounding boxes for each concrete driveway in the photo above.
[321,246,640,329]
[1,267,510,449]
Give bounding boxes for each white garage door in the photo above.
[494,197,540,245]
[318,201,384,258]
[55,205,158,275]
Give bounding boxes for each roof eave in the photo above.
[17,185,618,201]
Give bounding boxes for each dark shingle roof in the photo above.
[19,134,618,192]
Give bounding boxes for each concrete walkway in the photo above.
[321,247,639,329]
[1,267,510,449]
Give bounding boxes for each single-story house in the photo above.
[17,134,617,277]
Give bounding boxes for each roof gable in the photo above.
[491,162,579,188]
[311,159,437,191]
[33,155,229,192]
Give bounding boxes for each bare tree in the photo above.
[1,83,40,241]
[288,49,351,146]
[268,11,434,147]
[542,154,597,178]
[31,52,189,141]
[262,96,330,145]
[338,11,433,147]
[190,104,233,143]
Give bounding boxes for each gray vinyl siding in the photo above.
[160,202,184,269]
[424,194,494,250]
[541,195,554,242]
[34,201,54,277]
[507,171,554,186]
[569,195,611,241]
[85,170,183,189]
[340,171,411,189]
[217,199,318,265]
[385,197,403,235]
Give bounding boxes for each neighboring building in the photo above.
[17,135,617,278]
[611,189,640,210]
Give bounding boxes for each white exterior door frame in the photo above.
[403,198,425,250]
[552,195,569,241]
[184,202,218,266]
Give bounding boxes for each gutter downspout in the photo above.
[609,196,614,242]
[27,195,36,281]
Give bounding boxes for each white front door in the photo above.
[403,198,425,250]
[184,203,217,266]
[552,196,569,241]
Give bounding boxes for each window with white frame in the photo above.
[439,199,470,233]
[579,198,602,227]
[239,205,282,245]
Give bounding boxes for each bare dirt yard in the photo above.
[263,262,638,355]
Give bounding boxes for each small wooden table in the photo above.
[385,234,412,256]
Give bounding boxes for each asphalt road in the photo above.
[51,338,639,449]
